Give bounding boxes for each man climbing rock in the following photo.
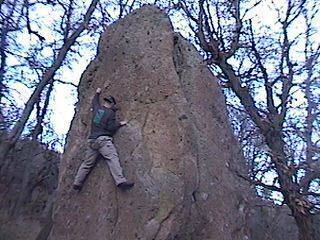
[73,87,134,191]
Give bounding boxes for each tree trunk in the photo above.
[0,4,9,103]
[284,191,315,240]
[31,80,54,140]
[266,131,315,240]
[294,210,315,240]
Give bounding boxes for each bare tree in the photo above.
[31,80,54,140]
[177,0,319,239]
[0,0,23,117]
[0,0,100,160]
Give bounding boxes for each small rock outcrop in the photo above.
[49,6,252,240]
[0,140,59,240]
[249,203,298,239]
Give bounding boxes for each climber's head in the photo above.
[103,95,117,110]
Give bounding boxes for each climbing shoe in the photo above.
[73,184,82,191]
[117,181,134,190]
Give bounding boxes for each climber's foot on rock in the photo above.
[73,184,82,192]
[117,181,134,190]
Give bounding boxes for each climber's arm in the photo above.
[91,88,101,111]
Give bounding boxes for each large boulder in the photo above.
[49,6,252,240]
[0,140,59,240]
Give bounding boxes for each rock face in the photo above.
[249,203,298,240]
[49,6,252,240]
[249,202,319,240]
[0,140,59,240]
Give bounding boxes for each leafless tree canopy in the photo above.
[176,0,319,239]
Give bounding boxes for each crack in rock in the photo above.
[172,34,202,200]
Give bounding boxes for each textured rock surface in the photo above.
[249,202,320,240]
[249,203,298,240]
[49,6,252,240]
[0,140,59,240]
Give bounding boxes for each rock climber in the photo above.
[73,87,134,191]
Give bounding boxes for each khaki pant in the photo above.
[73,136,127,187]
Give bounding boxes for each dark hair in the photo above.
[103,95,116,105]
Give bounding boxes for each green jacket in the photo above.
[88,93,121,139]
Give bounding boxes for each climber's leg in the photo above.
[98,136,127,186]
[73,141,99,189]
